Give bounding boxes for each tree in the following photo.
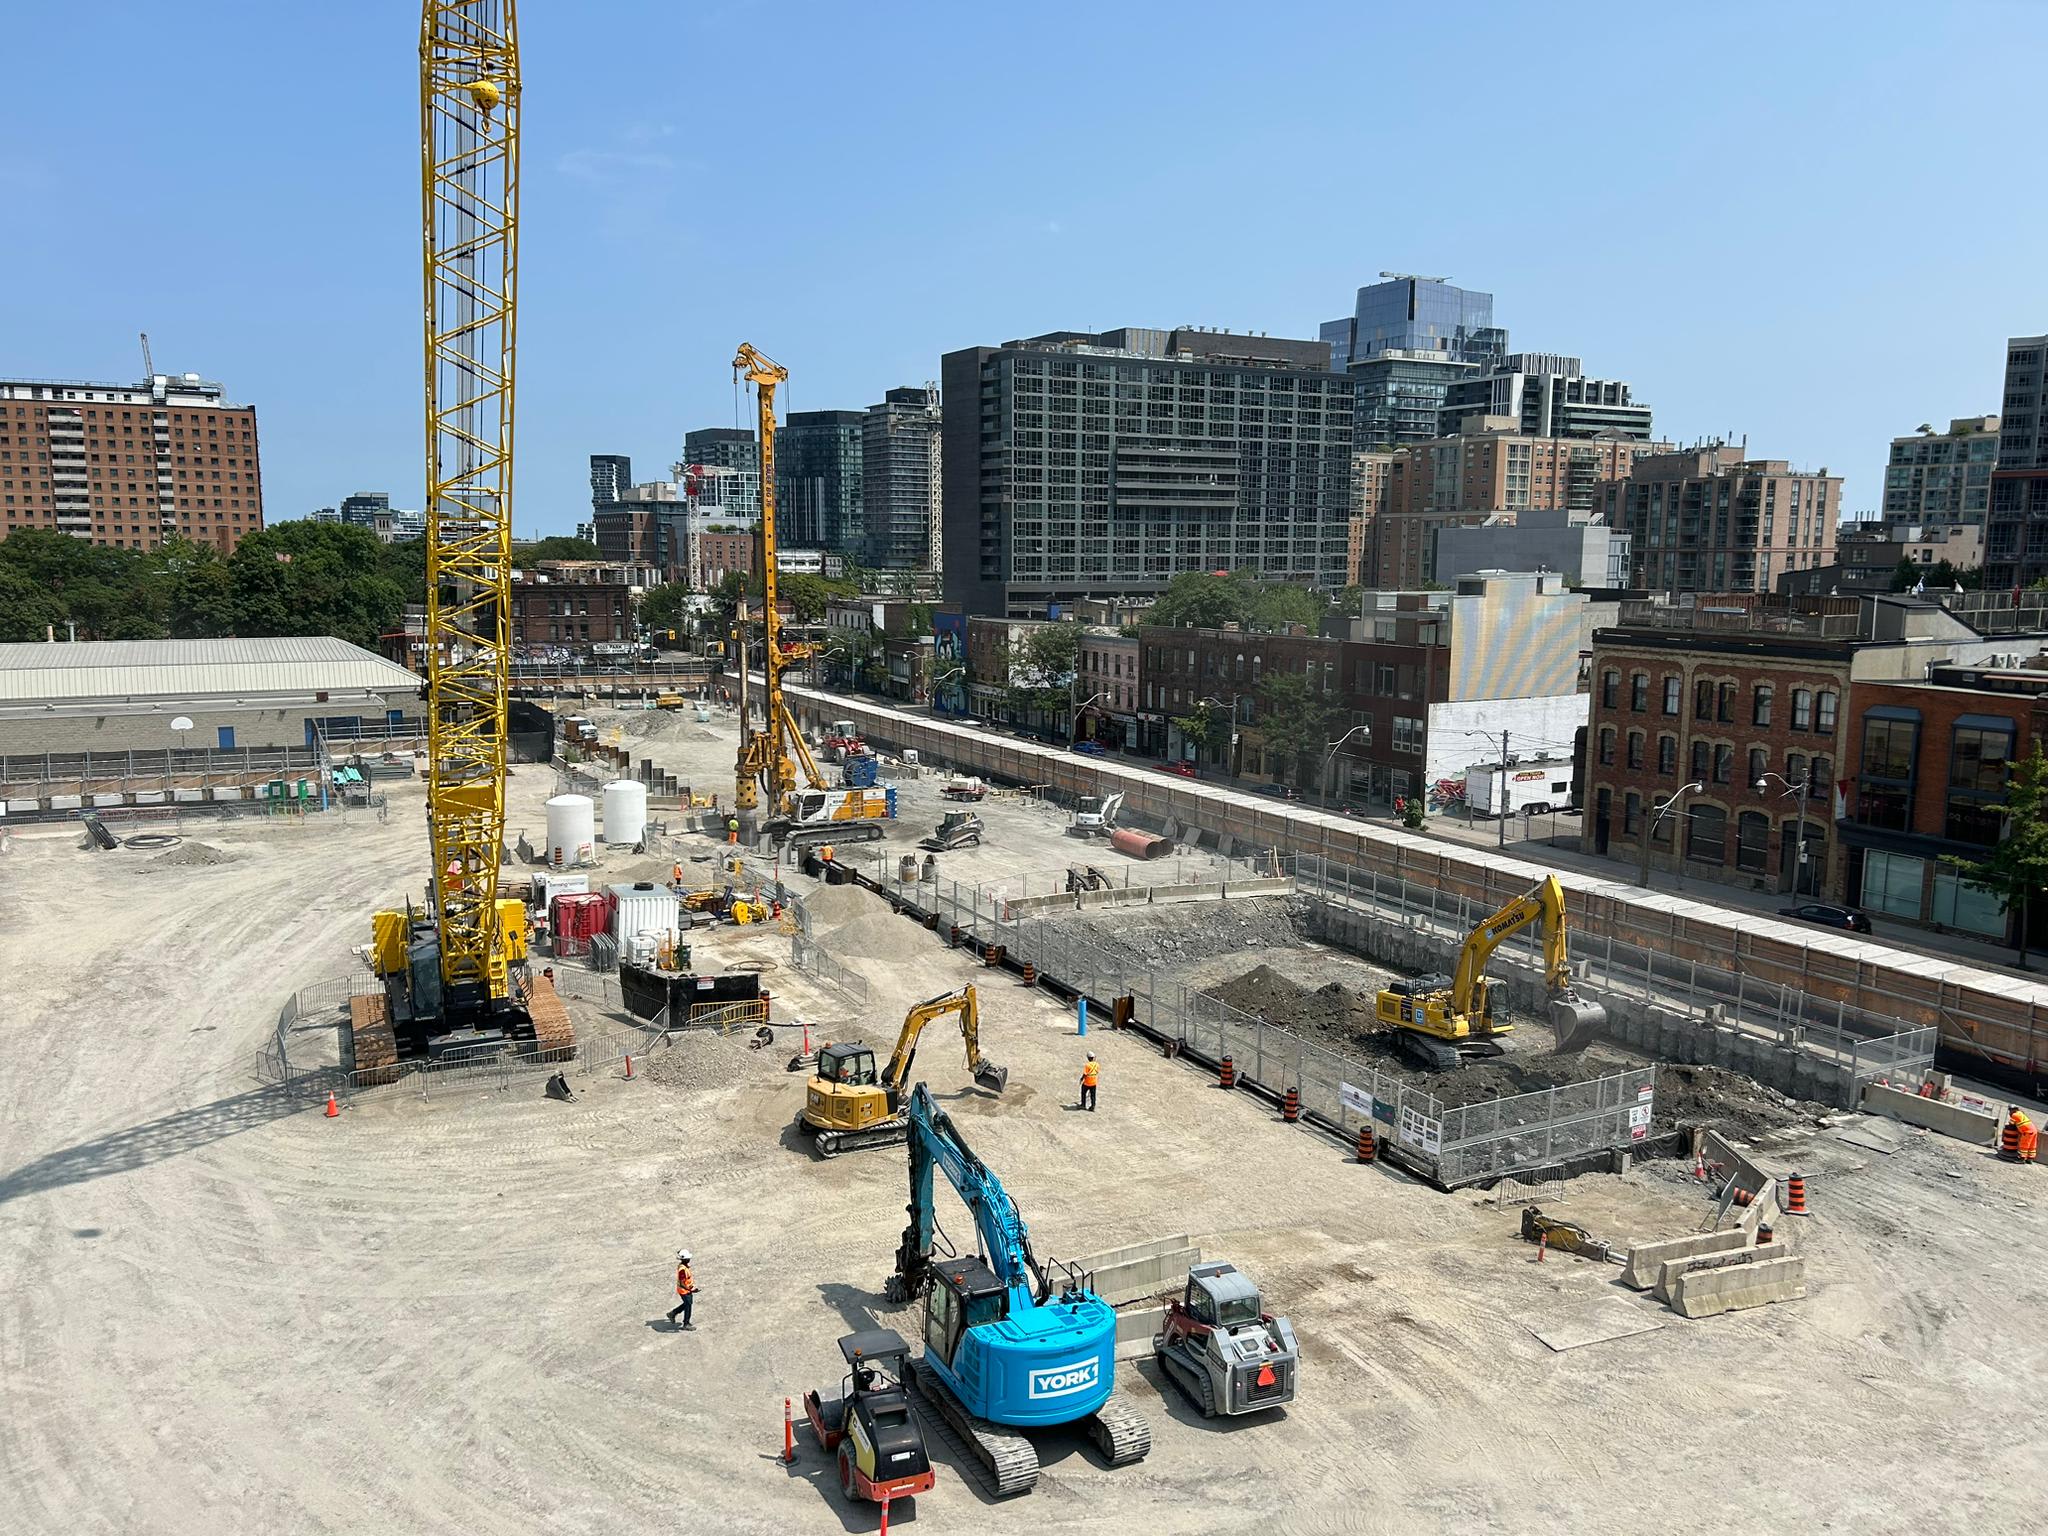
[1246,583,1325,631]
[1172,703,1218,751]
[0,559,66,642]
[638,581,691,634]
[1891,557,1981,592]
[155,538,237,638]
[1945,740,2048,967]
[1004,622,1080,726]
[784,573,834,623]
[1253,670,1334,787]
[1147,571,1247,630]
[514,535,603,564]
[226,522,407,649]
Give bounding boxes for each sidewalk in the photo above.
[1409,808,2037,979]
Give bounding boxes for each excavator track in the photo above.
[814,1116,910,1158]
[525,974,577,1063]
[1154,1343,1216,1418]
[905,1359,1039,1498]
[1086,1393,1152,1465]
[347,993,398,1086]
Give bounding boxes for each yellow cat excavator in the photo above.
[798,985,1009,1156]
[1375,873,1605,1070]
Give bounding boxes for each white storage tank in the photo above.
[546,793,596,868]
[603,779,648,845]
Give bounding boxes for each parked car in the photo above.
[1778,902,1873,934]
[1070,740,1106,757]
[1159,760,1199,779]
[1253,783,1299,800]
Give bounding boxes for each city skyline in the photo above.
[1,3,2040,540]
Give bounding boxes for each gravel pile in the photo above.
[1053,896,1309,972]
[1654,1063,1832,1139]
[146,842,239,870]
[641,1026,788,1092]
[823,910,933,964]
[803,882,878,932]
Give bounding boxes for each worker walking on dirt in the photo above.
[667,1249,697,1330]
[726,816,740,846]
[1080,1053,1099,1112]
[671,861,683,888]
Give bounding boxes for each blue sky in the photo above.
[4,1,2042,536]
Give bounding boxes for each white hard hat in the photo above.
[677,1249,691,1263]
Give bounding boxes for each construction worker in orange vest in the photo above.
[1079,1053,1099,1112]
[666,1249,696,1331]
[2007,1107,2038,1164]
[671,862,683,888]
[726,816,740,846]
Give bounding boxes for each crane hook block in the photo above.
[467,79,503,116]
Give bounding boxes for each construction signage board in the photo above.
[1397,1105,1442,1156]
[1339,1082,1371,1117]
[1628,1097,1654,1140]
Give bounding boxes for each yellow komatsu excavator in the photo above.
[1375,873,1606,1070]
[799,985,1009,1156]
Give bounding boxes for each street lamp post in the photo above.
[1069,686,1113,746]
[1638,781,1706,889]
[926,664,962,711]
[1755,771,1817,898]
[1318,723,1372,806]
[1197,693,1243,777]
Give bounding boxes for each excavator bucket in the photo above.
[1549,997,1606,1054]
[974,1060,1010,1095]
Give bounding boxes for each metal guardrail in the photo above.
[792,932,870,1003]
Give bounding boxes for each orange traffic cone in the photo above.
[324,1091,339,1118]
[623,1054,634,1080]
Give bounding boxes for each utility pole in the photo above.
[1497,728,1510,850]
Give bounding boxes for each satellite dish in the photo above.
[171,716,194,732]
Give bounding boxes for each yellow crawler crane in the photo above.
[1374,874,1604,1070]
[351,1,571,1081]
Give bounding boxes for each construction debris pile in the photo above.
[144,841,239,871]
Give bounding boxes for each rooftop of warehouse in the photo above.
[0,637,424,704]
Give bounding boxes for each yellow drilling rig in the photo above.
[730,344,894,850]
[348,1,572,1081]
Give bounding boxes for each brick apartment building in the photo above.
[1138,623,1356,784]
[509,568,632,651]
[0,372,264,551]
[1838,657,2048,944]
[1375,421,1652,587]
[1075,628,1140,748]
[1585,597,1860,895]
[694,529,754,590]
[1587,445,1841,593]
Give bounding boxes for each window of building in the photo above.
[1930,867,2009,937]
[1717,682,1736,723]
[1626,730,1643,769]
[1816,689,1838,734]
[1792,688,1813,730]
[1694,679,1714,721]
[1601,669,1619,709]
[1662,675,1680,716]
[1713,744,1733,784]
[1657,734,1677,775]
[1736,811,1770,872]
[1624,791,1642,836]
[1690,740,1710,780]
[1787,751,1807,785]
[1856,711,1919,832]
[1861,849,1925,919]
[1600,728,1615,766]
[1686,804,1727,864]
[1947,719,2015,845]
[1631,672,1648,712]
[1748,747,1768,787]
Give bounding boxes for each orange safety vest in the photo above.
[676,1263,695,1298]
[1081,1061,1099,1088]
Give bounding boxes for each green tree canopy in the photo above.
[1005,622,1081,721]
[1145,570,1329,632]
[514,535,604,564]
[638,581,691,633]
[1891,557,1981,592]
[226,522,407,649]
[1253,670,1335,787]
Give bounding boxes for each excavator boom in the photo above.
[882,984,1009,1096]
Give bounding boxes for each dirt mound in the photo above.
[146,842,238,870]
[1204,964,1375,1040]
[1063,896,1308,972]
[641,1025,785,1092]
[1655,1063,1832,1139]
[819,911,929,964]
[801,882,877,932]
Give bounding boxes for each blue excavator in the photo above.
[885,1083,1150,1496]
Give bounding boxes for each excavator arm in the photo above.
[882,986,1009,1098]
[893,1083,1041,1304]
[1451,874,1603,1052]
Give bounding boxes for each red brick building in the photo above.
[0,373,263,551]
[509,569,631,651]
[1584,596,1855,894]
[1838,659,2048,942]
[1137,624,1363,786]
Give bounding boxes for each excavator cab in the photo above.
[799,987,1009,1156]
[819,1042,878,1087]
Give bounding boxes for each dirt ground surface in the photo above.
[5,733,2048,1534]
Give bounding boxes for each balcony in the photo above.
[1614,598,1862,639]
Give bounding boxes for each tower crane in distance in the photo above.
[349,0,572,1082]
[729,344,894,849]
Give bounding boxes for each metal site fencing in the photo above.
[265,962,675,1106]
[1282,853,1936,1105]
[913,874,1656,1187]
[791,930,871,1004]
